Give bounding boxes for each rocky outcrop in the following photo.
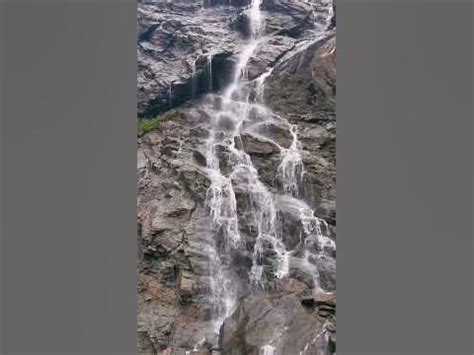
[137,1,336,354]
[265,33,336,230]
[137,2,238,117]
[137,0,333,118]
[266,34,336,120]
[138,110,218,352]
[219,280,336,355]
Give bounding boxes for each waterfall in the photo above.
[207,53,213,92]
[204,0,267,330]
[167,84,173,108]
[200,0,335,337]
[191,59,197,99]
[311,0,335,32]
[299,320,333,355]
[261,344,276,355]
[137,0,336,353]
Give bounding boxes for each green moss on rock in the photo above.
[138,109,180,135]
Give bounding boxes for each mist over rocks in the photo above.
[137,1,336,354]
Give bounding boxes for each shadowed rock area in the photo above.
[138,1,336,354]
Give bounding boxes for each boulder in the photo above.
[219,279,335,354]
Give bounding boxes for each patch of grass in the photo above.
[138,109,179,135]
[138,116,164,134]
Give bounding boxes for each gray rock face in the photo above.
[138,111,219,353]
[219,279,336,355]
[138,2,238,117]
[137,0,333,117]
[265,33,336,223]
[137,1,336,354]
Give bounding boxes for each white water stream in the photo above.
[195,0,335,344]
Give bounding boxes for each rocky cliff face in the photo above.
[137,1,336,354]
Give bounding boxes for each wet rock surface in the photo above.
[138,1,336,354]
[137,0,334,118]
[219,279,336,355]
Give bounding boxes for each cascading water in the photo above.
[311,0,334,32]
[204,0,269,330]
[261,345,276,355]
[199,0,335,343]
[191,59,197,99]
[167,85,173,107]
[137,0,336,353]
[207,53,214,91]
